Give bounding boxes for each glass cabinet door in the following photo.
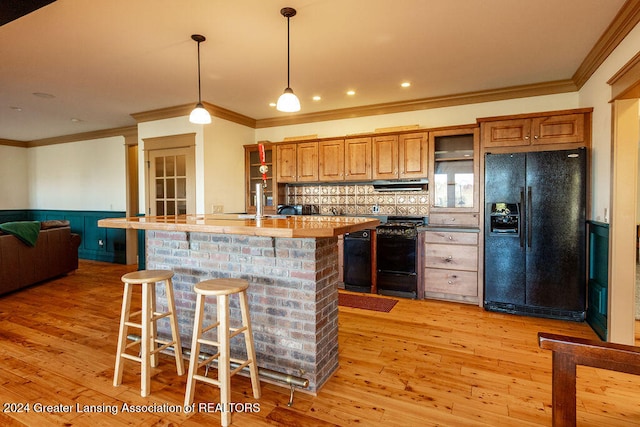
[429,128,479,212]
[245,145,276,214]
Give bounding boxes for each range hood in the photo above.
[372,178,428,192]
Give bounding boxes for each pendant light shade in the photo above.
[189,34,211,124]
[276,7,300,113]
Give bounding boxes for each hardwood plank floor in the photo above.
[0,260,639,426]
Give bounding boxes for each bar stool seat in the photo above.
[184,278,261,427]
[114,269,184,397]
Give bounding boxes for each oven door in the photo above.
[376,234,417,274]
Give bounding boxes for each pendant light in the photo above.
[189,34,212,124]
[276,7,301,113]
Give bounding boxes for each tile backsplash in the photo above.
[285,183,429,216]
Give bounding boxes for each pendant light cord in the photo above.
[286,15,291,88]
[197,40,203,103]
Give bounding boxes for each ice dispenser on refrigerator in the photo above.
[489,203,519,234]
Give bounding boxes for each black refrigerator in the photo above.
[484,147,587,321]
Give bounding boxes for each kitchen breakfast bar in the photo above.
[98,214,379,393]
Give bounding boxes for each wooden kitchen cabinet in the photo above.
[276,141,318,182]
[297,142,319,182]
[423,229,479,303]
[372,135,398,179]
[344,137,372,180]
[318,139,345,181]
[480,111,585,148]
[399,132,428,178]
[276,143,297,183]
[372,132,429,180]
[428,126,479,219]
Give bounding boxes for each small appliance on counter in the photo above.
[277,204,302,215]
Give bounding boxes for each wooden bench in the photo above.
[538,332,640,426]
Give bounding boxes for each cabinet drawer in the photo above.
[424,268,477,296]
[424,244,478,271]
[424,230,478,245]
[428,213,479,227]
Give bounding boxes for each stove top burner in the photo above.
[378,216,426,228]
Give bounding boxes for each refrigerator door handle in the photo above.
[527,186,532,248]
[520,187,525,248]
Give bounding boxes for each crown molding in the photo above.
[27,126,138,148]
[255,79,578,128]
[131,102,256,128]
[0,138,28,148]
[573,0,640,89]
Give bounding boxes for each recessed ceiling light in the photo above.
[33,92,55,99]
[71,118,82,123]
[346,90,356,96]
[312,96,321,101]
[401,82,411,88]
[10,106,23,112]
[269,102,277,107]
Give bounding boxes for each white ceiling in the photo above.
[0,0,628,142]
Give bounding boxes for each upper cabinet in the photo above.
[297,142,319,182]
[479,111,586,148]
[372,135,399,179]
[399,132,428,178]
[372,132,429,180]
[344,137,372,180]
[276,143,297,183]
[318,139,345,181]
[428,126,479,213]
[276,141,318,183]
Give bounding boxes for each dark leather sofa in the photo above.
[0,222,81,296]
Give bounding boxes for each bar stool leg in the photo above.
[149,282,158,368]
[239,290,261,399]
[141,282,151,397]
[114,282,132,387]
[184,292,205,407]
[218,294,231,427]
[165,277,185,375]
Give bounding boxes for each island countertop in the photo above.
[97,214,380,238]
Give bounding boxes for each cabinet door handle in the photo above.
[447,235,453,240]
[524,135,530,140]
[534,135,539,140]
[445,255,453,262]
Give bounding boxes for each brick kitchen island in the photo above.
[98,214,379,393]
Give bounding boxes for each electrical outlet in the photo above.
[212,205,224,213]
[372,204,380,214]
[98,239,104,246]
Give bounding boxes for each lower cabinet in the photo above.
[423,229,479,304]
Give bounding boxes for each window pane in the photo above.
[166,178,175,198]
[156,201,164,216]
[176,155,186,176]
[177,201,187,215]
[166,156,175,176]
[176,178,186,198]
[155,158,164,177]
[155,178,164,198]
[167,201,176,215]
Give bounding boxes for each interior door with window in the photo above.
[147,148,195,216]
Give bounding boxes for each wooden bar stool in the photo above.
[113,269,184,397]
[184,278,261,426]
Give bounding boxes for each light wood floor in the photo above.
[0,260,639,426]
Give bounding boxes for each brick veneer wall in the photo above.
[145,230,340,393]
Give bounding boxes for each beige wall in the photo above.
[0,145,29,209]
[27,136,126,211]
